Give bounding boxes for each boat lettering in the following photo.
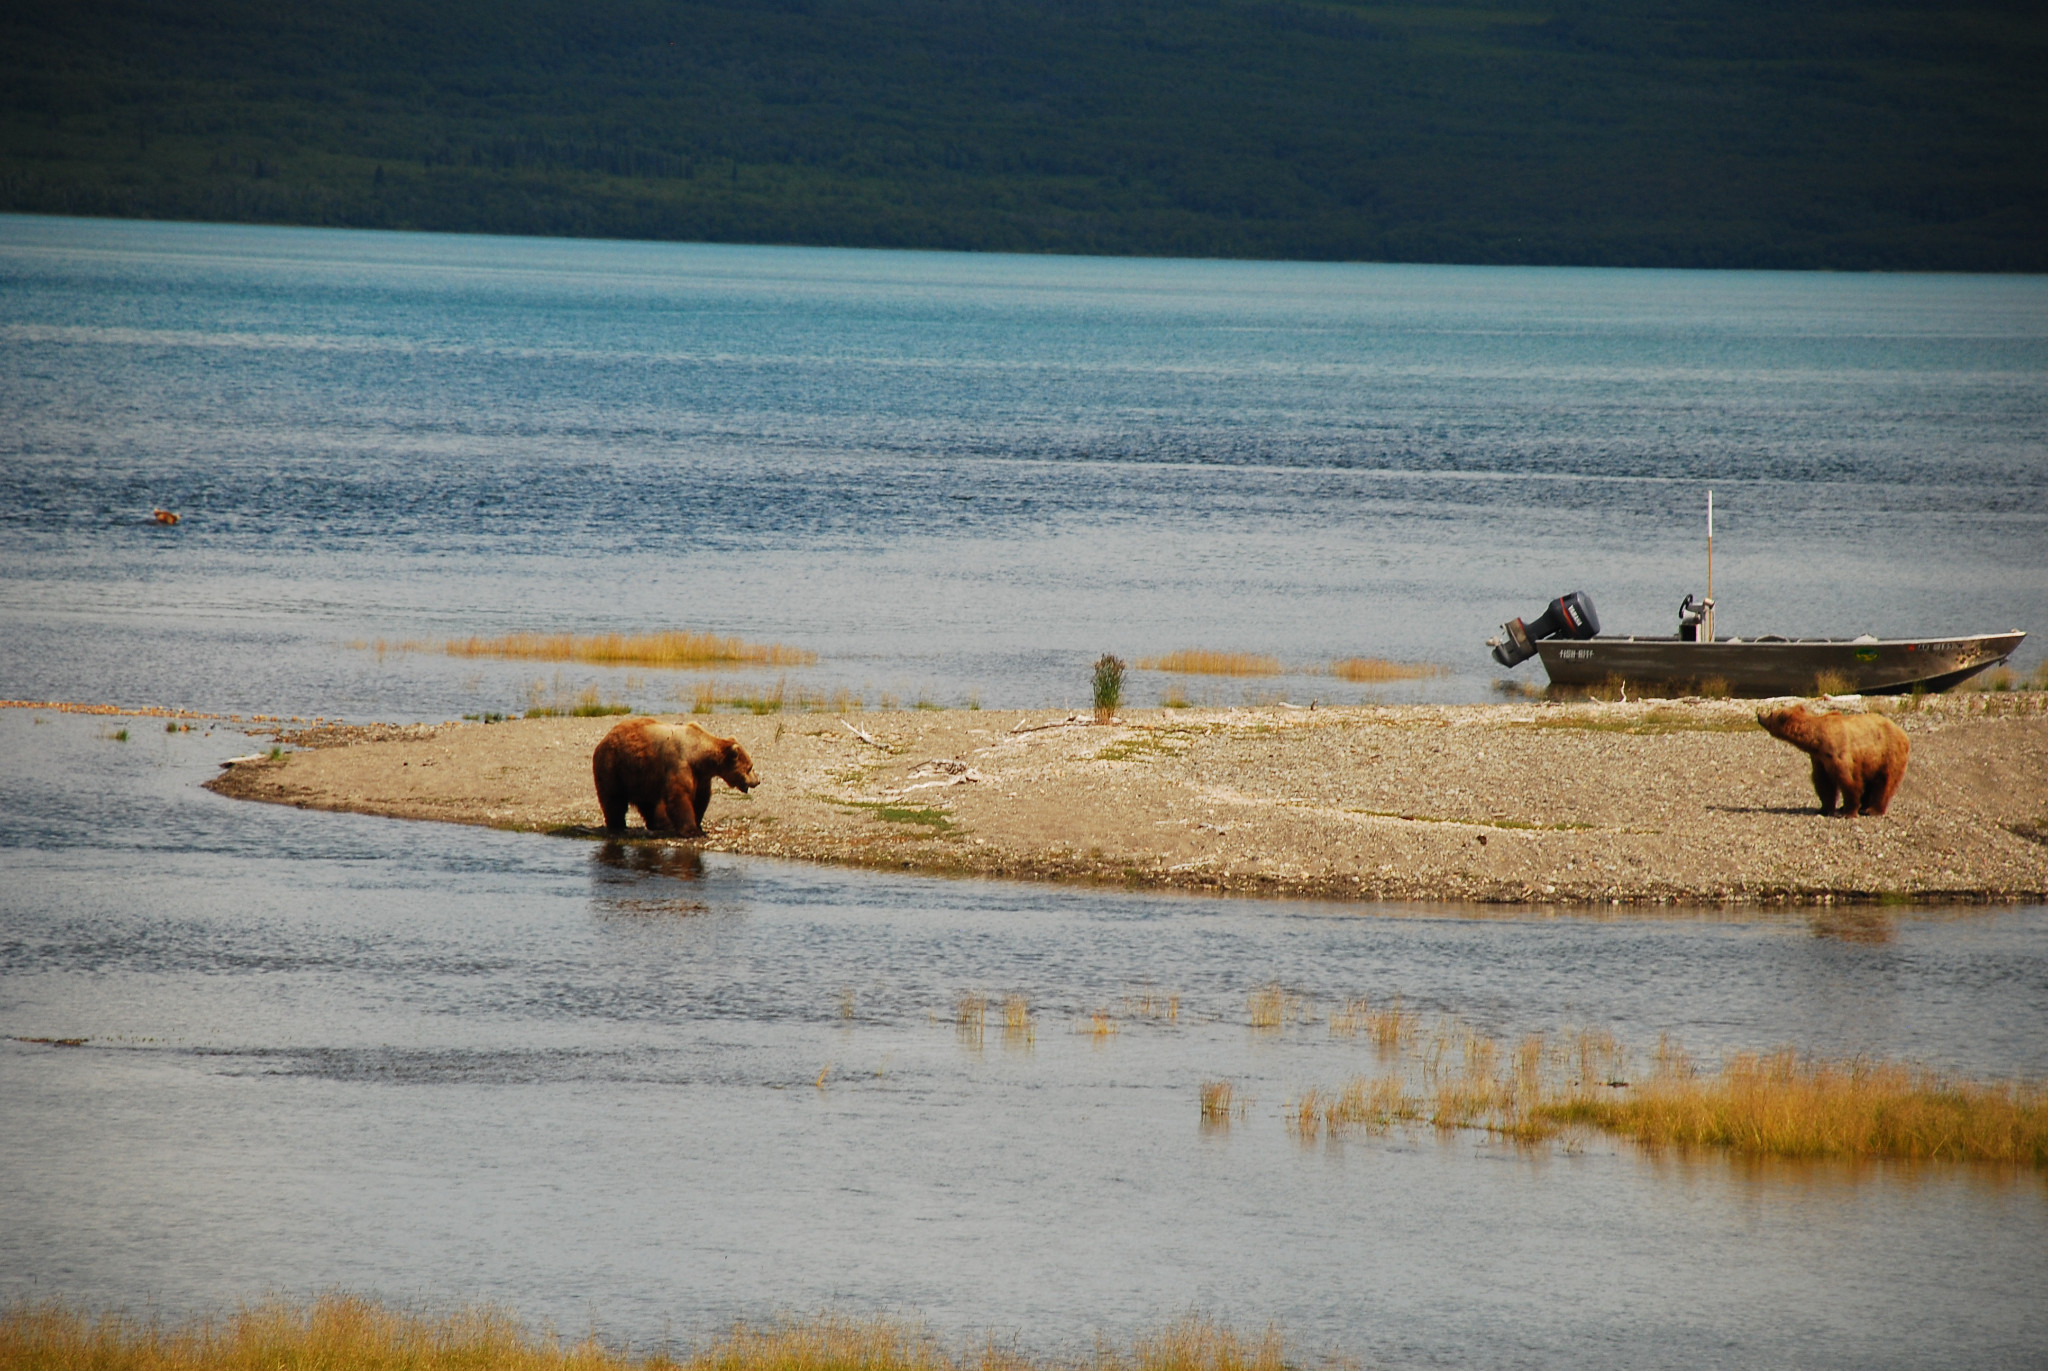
[1559,648,1595,660]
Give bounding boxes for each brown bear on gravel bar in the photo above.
[1756,704,1909,818]
[592,718,759,837]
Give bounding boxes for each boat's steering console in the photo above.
[1489,591,1600,668]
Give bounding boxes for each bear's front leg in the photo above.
[664,778,703,838]
[1809,755,1839,816]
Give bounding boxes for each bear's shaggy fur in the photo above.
[1755,704,1909,817]
[592,718,759,837]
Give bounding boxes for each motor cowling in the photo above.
[1489,591,1600,668]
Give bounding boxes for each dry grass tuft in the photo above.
[1123,990,1181,1021]
[445,631,815,669]
[1245,985,1304,1030]
[1326,658,1445,683]
[1002,994,1034,1048]
[1540,1049,2048,1165]
[0,1300,1280,1371]
[954,993,985,1049]
[1084,1012,1121,1041]
[1290,1020,2046,1166]
[1138,650,1282,677]
[1811,668,1856,698]
[1199,1079,1238,1123]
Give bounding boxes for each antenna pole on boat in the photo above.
[1703,489,1715,644]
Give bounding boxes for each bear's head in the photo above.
[718,739,759,793]
[1755,703,1813,741]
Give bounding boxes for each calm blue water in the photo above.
[4,217,2048,1367]
[2,214,2044,718]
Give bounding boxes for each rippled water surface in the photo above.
[4,217,2048,1367]
[3,714,2046,1368]
[2,214,2045,716]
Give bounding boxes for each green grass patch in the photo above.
[832,798,954,832]
[1093,731,1193,763]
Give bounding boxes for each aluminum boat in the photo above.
[1531,628,2026,696]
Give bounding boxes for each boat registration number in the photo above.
[1559,648,1595,660]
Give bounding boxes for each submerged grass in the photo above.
[1279,1019,2048,1166]
[1138,650,1282,677]
[1326,657,1444,683]
[0,1300,1282,1371]
[1541,1050,2048,1165]
[445,631,816,669]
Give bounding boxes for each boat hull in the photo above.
[1533,631,2025,696]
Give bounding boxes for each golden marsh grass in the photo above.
[1123,990,1180,1021]
[1245,985,1303,1030]
[1543,1049,2048,1165]
[1138,650,1282,677]
[0,1300,1283,1371]
[1326,657,1445,683]
[445,630,816,669]
[1273,1024,2048,1165]
[1002,994,1034,1048]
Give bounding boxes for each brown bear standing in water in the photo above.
[592,718,759,837]
[1755,703,1909,817]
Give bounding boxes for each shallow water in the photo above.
[2,711,2045,1368]
[3,215,2045,719]
[4,218,2048,1366]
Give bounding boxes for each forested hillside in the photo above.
[2,0,2042,268]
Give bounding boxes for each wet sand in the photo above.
[195,694,2048,906]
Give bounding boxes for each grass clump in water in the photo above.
[445,630,816,669]
[1282,1019,2048,1166]
[1245,985,1304,1031]
[1539,1048,2048,1165]
[1138,650,1281,677]
[1327,657,1444,683]
[0,1299,1284,1371]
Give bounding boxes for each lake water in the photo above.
[2,214,2045,717]
[2,216,2047,1367]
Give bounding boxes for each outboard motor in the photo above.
[1488,591,1600,668]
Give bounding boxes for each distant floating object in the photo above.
[152,508,179,525]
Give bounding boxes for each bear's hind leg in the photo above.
[1809,756,1839,816]
[600,795,629,832]
[1864,765,1899,817]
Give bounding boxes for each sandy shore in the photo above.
[193,694,2048,907]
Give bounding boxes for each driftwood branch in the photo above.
[840,718,888,749]
[1009,713,1088,734]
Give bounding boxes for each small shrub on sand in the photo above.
[1327,657,1444,683]
[1811,669,1856,698]
[1138,650,1282,677]
[1092,654,1126,722]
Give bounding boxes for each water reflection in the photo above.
[591,840,711,916]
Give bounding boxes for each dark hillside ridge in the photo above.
[3,0,2043,269]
